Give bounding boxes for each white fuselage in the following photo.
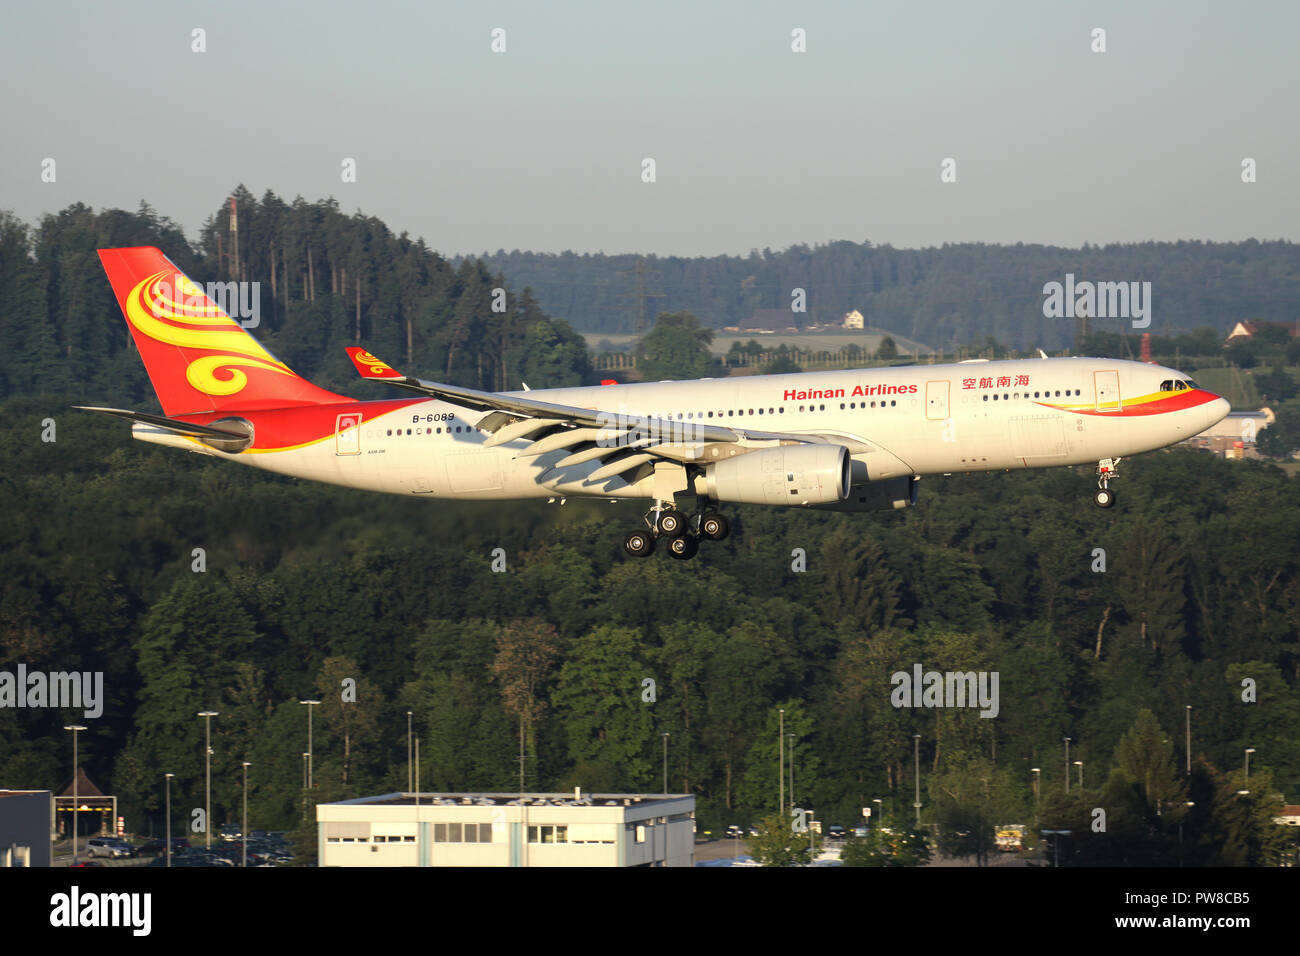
[136,358,1230,504]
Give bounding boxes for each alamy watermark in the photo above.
[154,274,261,329]
[890,663,999,718]
[1042,273,1150,329]
[0,664,103,718]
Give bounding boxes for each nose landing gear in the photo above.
[1094,457,1121,508]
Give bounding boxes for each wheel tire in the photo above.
[657,509,686,536]
[1094,488,1115,509]
[624,531,655,557]
[700,513,729,541]
[667,535,699,560]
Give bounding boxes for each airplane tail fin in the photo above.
[98,246,350,416]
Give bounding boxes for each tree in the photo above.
[491,619,561,791]
[748,812,818,866]
[635,312,713,380]
[551,624,656,791]
[875,335,898,360]
[839,827,931,867]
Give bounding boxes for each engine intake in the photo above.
[701,444,850,507]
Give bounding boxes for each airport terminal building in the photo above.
[317,790,695,867]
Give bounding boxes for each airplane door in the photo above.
[1093,371,1122,413]
[925,380,950,420]
[335,413,361,455]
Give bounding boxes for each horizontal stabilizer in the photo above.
[74,406,250,439]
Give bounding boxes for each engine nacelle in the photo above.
[810,475,919,512]
[700,444,851,507]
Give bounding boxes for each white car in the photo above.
[86,838,133,859]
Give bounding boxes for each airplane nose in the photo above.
[1205,394,1231,429]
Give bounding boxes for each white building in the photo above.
[842,309,864,330]
[317,790,695,867]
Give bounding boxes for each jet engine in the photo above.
[700,444,851,507]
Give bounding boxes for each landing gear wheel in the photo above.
[624,530,656,556]
[699,513,729,541]
[666,535,699,560]
[1094,488,1115,509]
[657,509,687,536]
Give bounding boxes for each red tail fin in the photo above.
[98,247,349,416]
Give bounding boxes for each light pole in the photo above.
[661,733,670,795]
[407,711,413,792]
[164,773,174,868]
[778,709,784,817]
[300,700,320,790]
[241,761,251,867]
[872,798,883,830]
[1074,760,1084,789]
[1178,801,1195,867]
[64,725,87,864]
[1185,705,1192,775]
[197,711,218,849]
[302,753,309,790]
[912,734,922,826]
[1244,747,1255,782]
[1031,768,1041,806]
[1063,737,1072,795]
[788,733,796,810]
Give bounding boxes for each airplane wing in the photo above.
[344,348,837,486]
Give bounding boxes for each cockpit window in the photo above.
[1184,379,1199,390]
[1159,380,1174,391]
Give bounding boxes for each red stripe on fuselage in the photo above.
[1038,388,1219,417]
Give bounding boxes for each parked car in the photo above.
[86,838,135,859]
[827,825,847,841]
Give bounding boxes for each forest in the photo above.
[478,240,1300,351]
[0,192,1297,866]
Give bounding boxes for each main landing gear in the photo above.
[624,501,729,560]
[1094,457,1121,508]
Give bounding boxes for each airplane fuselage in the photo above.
[134,357,1230,504]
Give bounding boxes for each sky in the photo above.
[1,0,1296,257]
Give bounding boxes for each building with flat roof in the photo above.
[0,790,54,867]
[317,790,695,867]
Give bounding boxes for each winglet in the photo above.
[345,347,405,380]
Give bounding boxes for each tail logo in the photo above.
[125,271,292,397]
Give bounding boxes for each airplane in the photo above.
[82,247,1231,560]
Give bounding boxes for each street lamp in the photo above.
[197,711,218,849]
[302,753,309,790]
[912,734,922,826]
[788,733,796,809]
[1185,705,1192,775]
[1244,748,1256,781]
[63,725,87,864]
[1063,737,1072,794]
[872,798,883,829]
[1178,801,1195,867]
[406,711,413,792]
[164,773,174,868]
[661,733,670,796]
[778,709,784,816]
[241,761,251,868]
[1074,760,1084,789]
[299,700,320,790]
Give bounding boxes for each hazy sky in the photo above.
[2,0,1296,257]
